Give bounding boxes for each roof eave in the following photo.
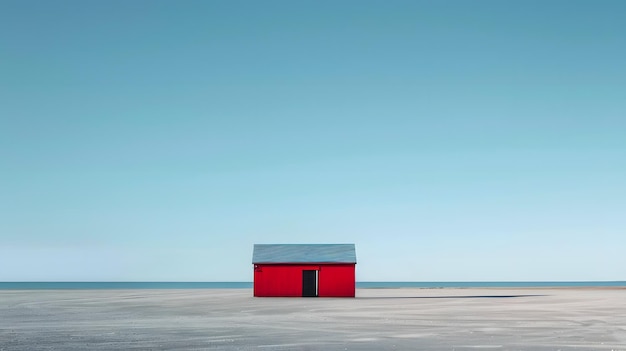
[253,261,356,265]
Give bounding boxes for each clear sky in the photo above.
[1,0,625,282]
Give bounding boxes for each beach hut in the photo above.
[252,244,357,297]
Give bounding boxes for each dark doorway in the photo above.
[302,270,318,297]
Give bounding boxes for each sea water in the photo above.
[0,281,624,290]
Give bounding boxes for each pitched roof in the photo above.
[252,244,356,264]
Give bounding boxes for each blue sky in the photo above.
[1,0,624,281]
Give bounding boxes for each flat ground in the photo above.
[1,288,625,350]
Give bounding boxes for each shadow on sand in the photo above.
[357,294,546,299]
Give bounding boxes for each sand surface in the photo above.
[1,288,625,350]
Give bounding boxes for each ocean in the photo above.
[0,281,624,290]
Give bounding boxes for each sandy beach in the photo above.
[1,288,625,350]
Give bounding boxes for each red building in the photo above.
[253,244,356,297]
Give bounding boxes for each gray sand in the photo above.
[1,288,625,350]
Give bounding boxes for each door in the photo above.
[302,270,318,297]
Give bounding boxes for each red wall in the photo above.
[318,264,355,297]
[254,264,355,297]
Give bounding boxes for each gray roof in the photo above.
[252,244,356,264]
